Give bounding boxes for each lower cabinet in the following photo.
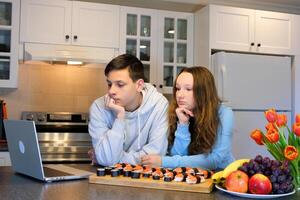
[0,152,11,166]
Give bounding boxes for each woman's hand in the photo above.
[141,155,162,167]
[175,107,194,124]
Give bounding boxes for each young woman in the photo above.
[141,66,234,170]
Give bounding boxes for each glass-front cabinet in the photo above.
[120,7,157,83]
[0,0,19,88]
[158,12,194,93]
[120,7,193,94]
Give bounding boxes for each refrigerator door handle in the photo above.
[220,63,228,103]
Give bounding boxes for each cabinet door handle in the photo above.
[250,42,255,46]
[159,84,163,89]
[257,43,261,47]
[74,35,78,40]
[65,35,69,39]
[153,84,156,88]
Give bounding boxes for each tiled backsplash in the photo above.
[0,62,107,119]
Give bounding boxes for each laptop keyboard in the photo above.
[43,167,73,177]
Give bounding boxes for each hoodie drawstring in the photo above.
[137,109,141,150]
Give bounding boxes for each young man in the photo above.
[89,54,169,166]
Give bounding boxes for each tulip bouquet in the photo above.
[250,109,300,189]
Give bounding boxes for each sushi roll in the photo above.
[173,167,183,175]
[96,168,106,176]
[186,174,201,184]
[133,165,143,173]
[185,167,195,175]
[111,169,120,177]
[131,171,141,179]
[142,167,152,178]
[123,164,133,177]
[104,167,112,175]
[174,173,184,182]
[152,170,163,180]
[195,168,209,178]
[163,171,174,182]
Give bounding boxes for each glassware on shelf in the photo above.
[0,58,10,80]
[126,14,137,36]
[163,66,173,87]
[0,2,12,26]
[0,30,11,52]
[143,64,150,82]
[164,42,174,63]
[141,15,151,37]
[140,40,150,61]
[126,39,137,56]
[177,43,187,64]
[177,19,187,40]
[164,18,174,39]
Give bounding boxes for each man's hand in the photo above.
[175,107,194,124]
[104,94,125,119]
[141,155,162,167]
[88,148,97,165]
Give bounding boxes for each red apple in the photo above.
[249,174,272,194]
[225,170,249,193]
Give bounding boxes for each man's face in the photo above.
[106,68,141,109]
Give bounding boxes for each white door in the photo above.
[232,111,291,159]
[212,52,291,110]
[72,1,120,48]
[20,0,72,44]
[210,5,255,52]
[255,10,294,55]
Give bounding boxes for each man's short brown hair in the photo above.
[105,54,145,82]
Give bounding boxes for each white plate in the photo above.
[215,184,296,199]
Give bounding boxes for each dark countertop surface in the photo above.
[0,164,299,200]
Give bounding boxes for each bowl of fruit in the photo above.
[212,155,296,198]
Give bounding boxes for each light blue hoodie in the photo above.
[162,105,235,170]
[89,83,169,166]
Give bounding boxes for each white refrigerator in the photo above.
[211,52,292,159]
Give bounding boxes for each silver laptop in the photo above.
[4,120,93,182]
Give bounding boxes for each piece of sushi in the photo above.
[173,167,183,175]
[152,170,163,180]
[195,168,210,178]
[163,171,174,182]
[131,171,141,179]
[96,168,106,176]
[133,165,143,173]
[185,167,195,175]
[186,174,201,184]
[123,164,133,177]
[104,167,112,175]
[142,167,152,178]
[111,169,120,177]
[174,173,184,182]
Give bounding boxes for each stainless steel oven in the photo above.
[22,112,92,163]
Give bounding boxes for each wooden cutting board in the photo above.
[89,174,214,193]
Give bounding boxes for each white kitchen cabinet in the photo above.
[0,0,19,88]
[0,152,11,166]
[20,0,120,48]
[120,7,157,85]
[120,7,193,94]
[210,5,295,55]
[157,11,194,93]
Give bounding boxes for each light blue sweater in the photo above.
[162,105,235,170]
[89,83,169,166]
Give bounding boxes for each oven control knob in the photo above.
[25,113,34,121]
[37,114,46,122]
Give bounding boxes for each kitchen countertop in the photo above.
[0,164,299,200]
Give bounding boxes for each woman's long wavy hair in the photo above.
[168,66,221,155]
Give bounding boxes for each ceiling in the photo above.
[78,0,300,13]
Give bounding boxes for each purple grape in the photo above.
[272,168,282,176]
[238,166,248,173]
[273,183,280,190]
[277,174,287,183]
[254,155,263,164]
[270,175,277,183]
[287,175,293,182]
[264,170,272,176]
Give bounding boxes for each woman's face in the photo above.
[175,72,195,111]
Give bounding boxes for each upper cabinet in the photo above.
[0,0,19,88]
[20,0,120,48]
[120,7,193,94]
[157,11,194,94]
[210,5,295,55]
